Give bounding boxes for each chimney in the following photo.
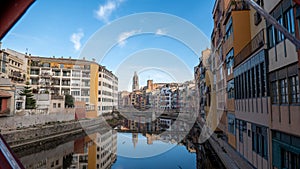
[92,58,95,62]
[83,57,85,60]
[0,42,2,50]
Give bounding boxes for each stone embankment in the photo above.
[1,117,107,148]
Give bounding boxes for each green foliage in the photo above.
[65,94,74,108]
[20,82,36,109]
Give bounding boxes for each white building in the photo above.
[98,66,118,114]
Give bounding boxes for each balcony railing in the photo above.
[234,29,265,67]
[51,95,64,100]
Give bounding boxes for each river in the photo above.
[12,115,224,169]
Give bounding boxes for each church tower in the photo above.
[132,71,139,91]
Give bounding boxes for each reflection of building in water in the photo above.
[70,129,117,169]
[132,133,138,148]
[145,133,160,145]
[70,136,93,169]
[20,141,74,169]
[159,118,172,131]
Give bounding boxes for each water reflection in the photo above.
[113,132,197,169]
[17,128,117,169]
[14,112,221,169]
[69,129,117,169]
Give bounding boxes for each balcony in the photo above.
[62,70,71,77]
[234,29,265,67]
[51,95,64,100]
[52,81,61,86]
[71,83,80,87]
[225,0,250,18]
[53,71,61,76]
[62,81,70,86]
[40,82,51,86]
[41,72,51,77]
[82,73,90,78]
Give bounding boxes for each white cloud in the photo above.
[117,30,141,47]
[155,28,167,36]
[70,30,84,51]
[95,0,124,23]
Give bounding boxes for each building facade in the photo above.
[233,1,270,168]
[28,56,118,117]
[207,0,300,169]
[0,48,27,83]
[98,66,118,114]
[265,0,300,169]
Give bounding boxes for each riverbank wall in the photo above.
[1,117,107,148]
[0,112,75,130]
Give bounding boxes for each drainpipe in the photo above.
[12,84,16,116]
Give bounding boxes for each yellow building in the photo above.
[222,0,251,149]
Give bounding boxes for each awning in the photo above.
[0,91,12,98]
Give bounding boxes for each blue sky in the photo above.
[2,0,214,91]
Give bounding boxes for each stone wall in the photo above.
[0,112,75,129]
[2,118,104,146]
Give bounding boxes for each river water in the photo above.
[13,116,223,169]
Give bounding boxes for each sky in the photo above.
[2,0,215,91]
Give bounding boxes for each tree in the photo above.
[20,82,36,109]
[65,94,74,108]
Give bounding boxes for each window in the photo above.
[227,114,235,135]
[252,68,256,97]
[252,125,268,159]
[71,91,80,96]
[53,103,56,108]
[237,120,246,143]
[234,77,239,99]
[58,103,61,108]
[281,149,300,169]
[289,76,300,103]
[227,80,234,99]
[271,81,278,103]
[43,62,50,67]
[241,74,245,99]
[72,71,81,77]
[225,18,233,40]
[284,8,295,34]
[276,16,284,43]
[226,49,234,75]
[268,6,295,49]
[268,26,275,48]
[16,102,22,110]
[260,63,266,97]
[280,79,288,104]
[256,65,261,97]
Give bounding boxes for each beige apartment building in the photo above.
[233,1,270,168]
[208,0,300,169]
[265,0,300,169]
